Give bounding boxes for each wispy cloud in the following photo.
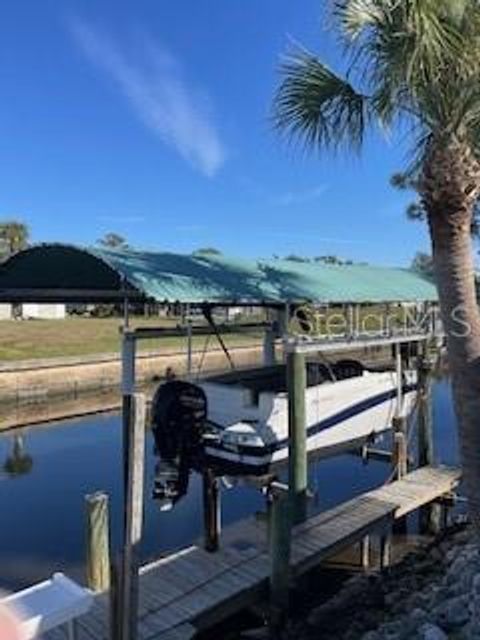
[70,19,226,177]
[271,185,329,207]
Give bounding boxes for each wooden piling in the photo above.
[118,330,146,640]
[85,491,111,592]
[392,416,408,480]
[203,468,221,552]
[120,392,146,640]
[380,534,392,570]
[287,350,307,525]
[416,346,443,535]
[360,535,370,570]
[417,348,434,468]
[268,482,291,636]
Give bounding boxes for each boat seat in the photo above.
[0,572,93,640]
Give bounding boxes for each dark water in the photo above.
[0,380,459,592]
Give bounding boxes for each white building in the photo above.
[0,304,66,320]
[21,304,66,320]
[0,304,12,320]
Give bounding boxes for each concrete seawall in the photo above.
[0,344,264,403]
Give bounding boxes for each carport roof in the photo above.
[0,244,438,305]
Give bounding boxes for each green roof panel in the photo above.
[0,244,438,304]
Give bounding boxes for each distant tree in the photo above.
[284,254,311,263]
[98,233,129,249]
[193,247,223,256]
[314,255,343,265]
[411,252,435,279]
[0,221,29,259]
[314,256,356,266]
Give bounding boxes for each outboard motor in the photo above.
[151,381,208,460]
[153,458,191,511]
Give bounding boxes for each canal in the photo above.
[0,379,459,592]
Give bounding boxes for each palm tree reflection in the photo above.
[3,435,33,477]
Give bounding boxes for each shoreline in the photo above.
[0,343,264,405]
[272,520,474,640]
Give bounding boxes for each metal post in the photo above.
[395,343,403,417]
[203,468,221,552]
[263,325,276,366]
[268,482,291,635]
[347,304,355,340]
[186,321,193,377]
[85,491,111,592]
[123,297,130,329]
[287,350,307,525]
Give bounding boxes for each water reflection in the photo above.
[3,435,33,477]
[0,378,459,593]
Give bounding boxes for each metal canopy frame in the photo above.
[284,331,436,354]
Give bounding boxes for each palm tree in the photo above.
[274,1,480,523]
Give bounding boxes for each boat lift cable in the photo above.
[201,305,236,371]
[317,350,337,382]
[195,334,212,379]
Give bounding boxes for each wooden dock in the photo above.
[45,465,460,640]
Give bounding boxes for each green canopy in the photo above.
[0,243,438,304]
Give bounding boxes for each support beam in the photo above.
[268,482,291,635]
[85,491,111,592]
[380,534,392,570]
[392,416,408,480]
[263,325,276,366]
[360,536,370,570]
[203,468,221,552]
[287,350,307,525]
[416,347,443,535]
[417,352,434,468]
[395,343,403,417]
[116,332,146,640]
[186,321,193,377]
[119,392,146,640]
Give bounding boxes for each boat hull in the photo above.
[203,373,417,475]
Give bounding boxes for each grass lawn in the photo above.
[0,317,261,362]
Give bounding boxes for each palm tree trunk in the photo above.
[428,207,480,526]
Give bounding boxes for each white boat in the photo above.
[199,362,417,474]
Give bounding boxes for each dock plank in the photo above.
[77,465,460,640]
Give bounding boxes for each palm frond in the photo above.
[274,49,368,152]
[334,0,387,41]
[337,0,469,126]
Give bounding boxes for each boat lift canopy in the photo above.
[0,243,438,306]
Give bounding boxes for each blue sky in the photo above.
[0,0,431,266]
